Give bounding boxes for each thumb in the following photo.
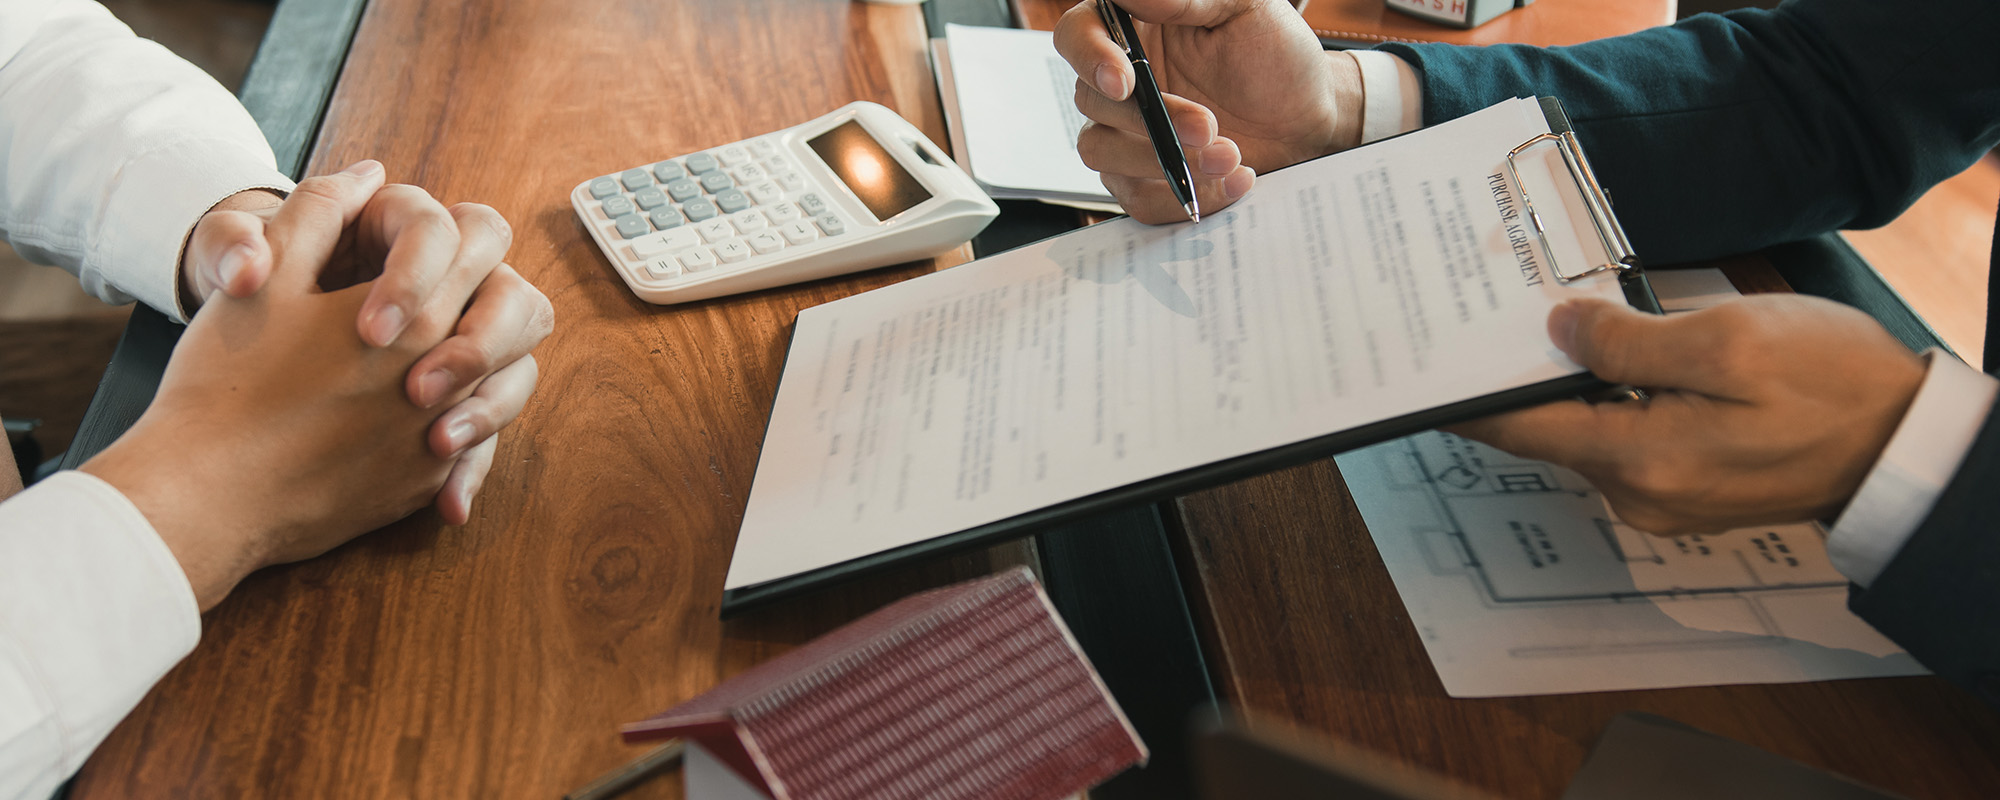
[1550,298,1733,395]
[184,210,275,301]
[265,160,388,292]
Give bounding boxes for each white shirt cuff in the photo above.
[0,471,200,798]
[1350,50,1424,144]
[1827,349,1999,587]
[89,138,294,323]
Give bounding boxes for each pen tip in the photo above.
[1186,202,1201,223]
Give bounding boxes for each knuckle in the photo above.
[453,203,513,249]
[290,175,350,205]
[1074,124,1112,168]
[525,289,556,341]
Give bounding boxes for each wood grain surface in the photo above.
[1176,260,2000,799]
[67,1,1019,798]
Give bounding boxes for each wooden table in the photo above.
[66,1,2000,798]
[68,1,1029,797]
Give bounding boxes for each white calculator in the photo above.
[572,102,1000,304]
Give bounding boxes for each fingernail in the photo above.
[1095,63,1128,100]
[216,244,253,292]
[417,369,453,408]
[366,304,407,347]
[445,419,477,454]
[1223,168,1255,200]
[1198,146,1233,176]
[342,159,384,177]
[1549,301,1583,354]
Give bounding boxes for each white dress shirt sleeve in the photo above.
[0,0,295,323]
[1829,350,2000,587]
[1348,50,1424,143]
[0,472,200,800]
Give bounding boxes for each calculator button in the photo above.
[685,153,719,174]
[633,188,668,210]
[746,181,781,205]
[778,220,817,245]
[774,171,806,193]
[679,248,718,272]
[643,259,679,281]
[765,154,793,172]
[700,173,733,194]
[588,178,621,199]
[798,193,827,216]
[620,169,653,191]
[682,199,718,221]
[730,209,768,233]
[632,227,699,257]
[732,164,767,184]
[649,207,684,230]
[600,195,636,218]
[717,146,749,167]
[747,231,784,255]
[748,139,777,159]
[696,219,734,242]
[652,161,686,182]
[713,239,751,263]
[814,214,846,236]
[765,201,801,223]
[665,178,700,202]
[715,189,750,214]
[614,214,650,239]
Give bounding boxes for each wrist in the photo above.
[1325,51,1367,153]
[80,421,271,611]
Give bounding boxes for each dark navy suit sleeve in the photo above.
[1851,412,2000,705]
[1384,0,2000,703]
[1377,0,2000,264]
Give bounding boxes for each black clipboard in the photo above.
[722,97,1658,615]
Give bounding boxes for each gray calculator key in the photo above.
[652,161,686,182]
[682,198,718,221]
[588,178,621,199]
[620,169,652,191]
[814,214,846,236]
[700,172,733,194]
[665,178,700,202]
[649,207,684,229]
[614,214,650,239]
[799,193,827,217]
[714,189,750,214]
[633,188,668,210]
[685,153,719,174]
[600,195,635,218]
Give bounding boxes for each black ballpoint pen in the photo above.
[1096,0,1201,222]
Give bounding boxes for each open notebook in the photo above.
[721,97,1658,612]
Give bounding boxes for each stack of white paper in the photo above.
[934,24,1121,211]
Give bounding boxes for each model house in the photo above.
[622,567,1146,800]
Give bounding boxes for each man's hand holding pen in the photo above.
[1056,0,1364,223]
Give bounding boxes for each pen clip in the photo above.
[1097,0,1134,56]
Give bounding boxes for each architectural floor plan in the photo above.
[1336,430,1925,697]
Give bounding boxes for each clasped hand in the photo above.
[84,162,554,610]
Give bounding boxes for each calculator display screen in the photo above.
[807,121,931,221]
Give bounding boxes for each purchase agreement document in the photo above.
[727,98,1633,591]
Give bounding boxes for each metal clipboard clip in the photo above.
[1505,131,1641,283]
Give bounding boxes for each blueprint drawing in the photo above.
[1336,430,1926,697]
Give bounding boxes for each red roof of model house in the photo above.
[621,567,1147,800]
